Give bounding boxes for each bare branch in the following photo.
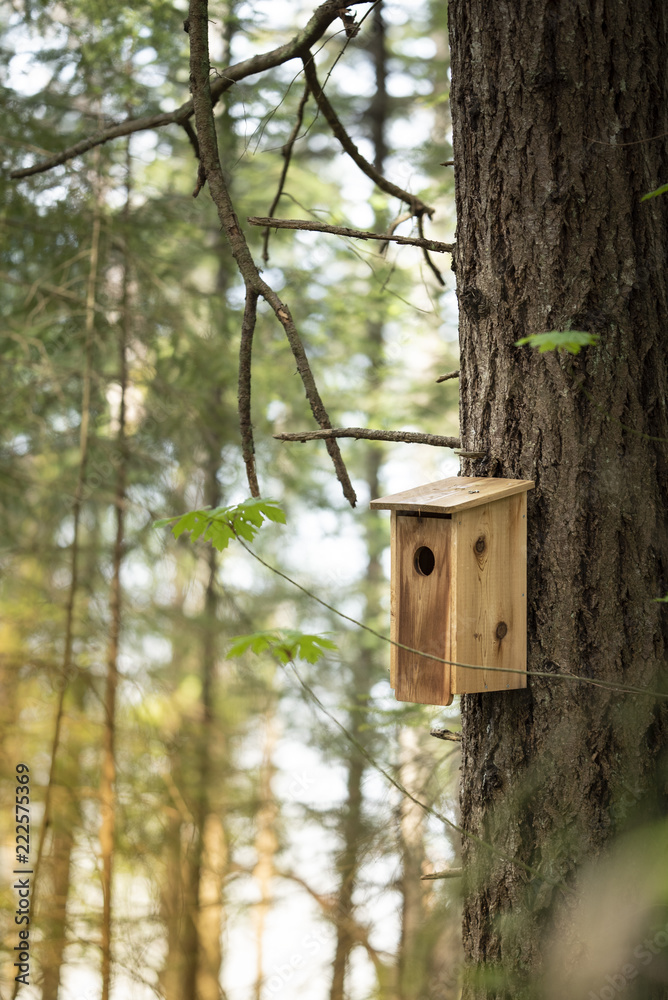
[430,728,462,742]
[238,289,260,497]
[302,54,435,218]
[436,369,460,383]
[10,0,375,180]
[249,216,454,253]
[263,83,310,264]
[417,212,445,285]
[420,868,463,880]
[274,427,461,448]
[188,0,357,507]
[379,209,413,253]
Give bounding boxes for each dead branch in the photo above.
[436,369,460,383]
[188,0,357,506]
[274,427,461,448]
[302,53,435,219]
[10,0,375,180]
[420,868,463,880]
[238,289,260,497]
[418,212,445,285]
[379,209,413,252]
[249,216,454,253]
[263,83,311,264]
[430,728,462,742]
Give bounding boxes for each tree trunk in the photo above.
[396,727,430,1000]
[39,803,75,1000]
[447,1,668,995]
[252,716,278,1000]
[29,157,102,1000]
[99,137,130,1000]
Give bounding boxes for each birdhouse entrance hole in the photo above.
[370,476,535,706]
[414,546,435,576]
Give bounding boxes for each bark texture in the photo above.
[448,1,668,995]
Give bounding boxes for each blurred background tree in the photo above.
[1,2,462,998]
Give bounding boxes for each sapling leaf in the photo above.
[228,629,337,664]
[155,497,286,550]
[641,183,668,202]
[515,330,599,355]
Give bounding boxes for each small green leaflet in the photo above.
[155,497,286,551]
[641,183,668,202]
[654,594,668,603]
[515,330,599,355]
[228,629,337,664]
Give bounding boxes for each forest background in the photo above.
[0,2,466,998]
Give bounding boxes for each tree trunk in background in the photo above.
[329,8,389,998]
[183,453,223,1000]
[396,727,430,1000]
[159,805,185,1000]
[32,160,103,1000]
[39,801,75,1000]
[447,1,668,995]
[197,811,227,1000]
[99,136,131,1000]
[252,716,278,1000]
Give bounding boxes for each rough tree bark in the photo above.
[448,1,668,995]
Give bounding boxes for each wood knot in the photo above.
[475,536,486,553]
[495,622,508,640]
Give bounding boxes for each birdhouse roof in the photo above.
[370,476,534,514]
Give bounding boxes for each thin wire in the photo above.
[283,657,566,890]
[236,538,668,702]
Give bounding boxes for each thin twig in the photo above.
[188,0,357,507]
[430,728,462,742]
[302,53,435,219]
[274,427,461,448]
[379,209,413,253]
[10,0,376,180]
[262,83,310,264]
[436,370,460,383]
[249,216,454,253]
[238,288,260,496]
[584,129,668,148]
[417,213,445,285]
[420,868,463,880]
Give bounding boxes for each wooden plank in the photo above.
[370,475,534,514]
[452,493,527,693]
[393,514,453,706]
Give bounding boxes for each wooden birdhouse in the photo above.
[370,476,534,705]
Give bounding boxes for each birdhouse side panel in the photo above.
[393,514,453,705]
[452,493,528,693]
[389,511,398,690]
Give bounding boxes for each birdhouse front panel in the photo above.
[371,476,534,704]
[391,511,454,706]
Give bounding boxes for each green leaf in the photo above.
[654,594,668,603]
[154,497,286,550]
[515,330,599,355]
[228,629,337,665]
[642,183,668,202]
